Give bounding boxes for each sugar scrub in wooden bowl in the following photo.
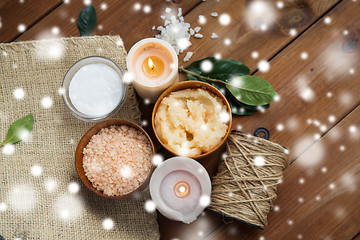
[75,119,156,198]
[152,81,232,159]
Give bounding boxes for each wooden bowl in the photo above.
[75,119,156,199]
[152,81,232,160]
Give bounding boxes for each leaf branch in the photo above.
[179,66,275,96]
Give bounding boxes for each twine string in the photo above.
[210,132,289,228]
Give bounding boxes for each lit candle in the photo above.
[127,38,179,102]
[149,157,212,224]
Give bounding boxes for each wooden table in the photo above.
[1,0,359,239]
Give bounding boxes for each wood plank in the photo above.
[15,0,202,51]
[156,0,350,239]
[206,0,360,238]
[0,0,62,43]
[206,105,360,239]
[178,0,339,67]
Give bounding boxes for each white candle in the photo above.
[127,38,179,102]
[149,157,211,224]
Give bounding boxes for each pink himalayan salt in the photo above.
[83,125,152,196]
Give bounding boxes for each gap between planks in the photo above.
[10,1,63,43]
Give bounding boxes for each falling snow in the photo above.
[219,13,231,26]
[13,88,25,100]
[41,96,54,109]
[144,199,156,213]
[102,218,115,230]
[258,60,270,72]
[68,182,80,194]
[31,165,43,177]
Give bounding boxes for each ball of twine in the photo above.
[209,131,289,229]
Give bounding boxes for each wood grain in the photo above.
[177,0,340,67]
[5,0,359,239]
[207,105,360,239]
[15,0,203,51]
[0,0,61,43]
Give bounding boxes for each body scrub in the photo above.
[154,88,229,157]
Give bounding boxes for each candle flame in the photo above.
[148,57,154,70]
[174,182,190,198]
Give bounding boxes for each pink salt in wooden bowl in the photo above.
[75,119,156,199]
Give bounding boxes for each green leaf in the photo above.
[185,57,250,82]
[226,75,278,106]
[1,114,34,146]
[77,4,97,36]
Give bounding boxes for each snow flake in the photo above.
[349,125,357,133]
[102,218,115,230]
[224,38,231,46]
[141,120,148,127]
[83,0,91,5]
[45,178,58,193]
[314,133,321,140]
[324,17,331,24]
[273,205,280,211]
[55,194,84,221]
[134,3,141,11]
[315,195,321,201]
[349,68,355,74]
[194,33,203,38]
[298,197,304,203]
[254,156,265,167]
[329,183,335,189]
[200,60,213,72]
[51,26,60,35]
[143,5,151,14]
[276,1,284,9]
[276,123,284,131]
[18,24,26,32]
[100,3,107,10]
[251,51,259,59]
[343,30,349,35]
[328,115,335,123]
[144,200,156,213]
[287,219,293,225]
[300,87,315,102]
[152,154,163,166]
[165,7,171,13]
[289,29,297,36]
[321,167,327,173]
[0,202,7,211]
[258,60,270,72]
[199,195,211,207]
[31,165,43,177]
[300,52,308,60]
[41,96,53,109]
[219,13,231,26]
[68,182,80,194]
[299,178,305,184]
[211,12,218,17]
[120,165,133,178]
[13,88,25,100]
[339,145,345,151]
[214,53,221,59]
[2,144,15,155]
[8,184,37,212]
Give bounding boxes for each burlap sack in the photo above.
[0,36,159,240]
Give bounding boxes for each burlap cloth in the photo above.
[0,36,159,240]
